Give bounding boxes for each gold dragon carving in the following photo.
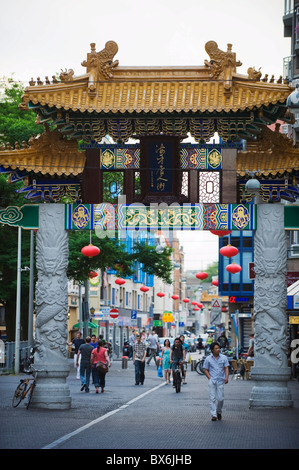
[81,41,119,94]
[204,41,242,93]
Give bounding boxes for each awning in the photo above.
[73,322,98,329]
[287,280,299,310]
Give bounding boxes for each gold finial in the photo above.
[204,41,242,94]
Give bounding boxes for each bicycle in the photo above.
[195,358,205,375]
[173,361,185,393]
[12,367,43,409]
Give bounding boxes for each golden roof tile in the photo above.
[237,125,299,176]
[20,41,292,115]
[0,127,85,176]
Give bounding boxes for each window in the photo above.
[199,172,220,203]
[102,171,124,203]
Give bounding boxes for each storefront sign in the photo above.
[229,296,250,303]
[289,316,299,324]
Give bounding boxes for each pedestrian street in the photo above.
[1,356,299,451]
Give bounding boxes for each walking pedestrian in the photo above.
[180,335,189,384]
[146,330,159,365]
[203,342,229,421]
[69,331,85,379]
[91,340,111,393]
[129,329,137,359]
[133,333,147,385]
[161,339,171,384]
[77,336,94,392]
[90,334,98,348]
[217,332,229,349]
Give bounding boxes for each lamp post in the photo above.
[28,230,34,349]
[15,227,22,374]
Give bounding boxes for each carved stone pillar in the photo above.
[249,204,293,408]
[31,204,71,409]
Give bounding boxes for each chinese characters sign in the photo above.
[149,141,173,193]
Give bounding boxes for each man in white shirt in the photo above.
[146,331,159,366]
[203,342,229,421]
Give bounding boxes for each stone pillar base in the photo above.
[249,367,293,408]
[30,362,71,410]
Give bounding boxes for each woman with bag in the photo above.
[91,340,111,393]
[161,339,171,384]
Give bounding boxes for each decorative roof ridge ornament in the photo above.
[59,68,75,81]
[204,41,242,94]
[0,124,85,176]
[81,41,119,95]
[251,123,297,153]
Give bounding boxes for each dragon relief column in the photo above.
[31,204,71,409]
[249,204,293,408]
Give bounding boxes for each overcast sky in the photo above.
[0,0,291,269]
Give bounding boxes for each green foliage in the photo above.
[0,79,42,145]
[205,261,218,282]
[132,242,173,284]
[67,232,173,285]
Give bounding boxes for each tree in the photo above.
[68,231,173,284]
[0,78,42,145]
[205,261,218,282]
[0,78,40,341]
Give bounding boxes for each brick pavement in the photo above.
[0,357,299,450]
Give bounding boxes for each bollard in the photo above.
[122,356,128,369]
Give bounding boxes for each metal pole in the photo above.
[84,280,89,339]
[79,284,83,334]
[28,230,34,348]
[15,227,22,374]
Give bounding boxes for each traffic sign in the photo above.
[210,298,222,325]
[131,310,137,319]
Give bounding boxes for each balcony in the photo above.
[283,1,293,36]
[283,56,293,80]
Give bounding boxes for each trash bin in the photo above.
[122,356,128,369]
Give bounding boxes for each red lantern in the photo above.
[110,308,119,319]
[172,294,179,300]
[157,292,165,298]
[191,301,198,306]
[210,230,232,237]
[197,303,204,309]
[182,298,190,303]
[226,263,242,274]
[220,245,239,258]
[140,286,149,292]
[196,272,208,280]
[212,280,219,286]
[81,244,100,258]
[88,271,98,278]
[115,278,126,285]
[193,307,200,311]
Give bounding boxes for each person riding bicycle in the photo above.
[170,337,186,386]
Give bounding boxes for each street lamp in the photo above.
[90,307,95,316]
